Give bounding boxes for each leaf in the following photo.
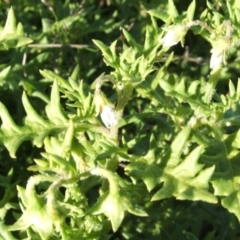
[168,0,179,19]
[9,185,53,239]
[229,80,235,98]
[92,39,113,63]
[152,153,216,203]
[69,64,80,90]
[0,7,32,48]
[125,161,162,192]
[163,126,191,166]
[0,222,17,240]
[126,133,217,203]
[122,28,141,52]
[40,69,72,92]
[210,130,240,221]
[147,10,169,23]
[0,7,16,39]
[0,169,16,209]
[45,80,67,124]
[87,192,125,232]
[186,0,196,21]
[22,92,51,128]
[0,81,71,157]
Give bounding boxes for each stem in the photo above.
[187,20,213,33]
[28,43,94,49]
[110,84,133,140]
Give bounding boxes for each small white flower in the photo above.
[160,25,188,48]
[161,30,178,47]
[210,38,230,71]
[100,105,117,129]
[210,50,223,70]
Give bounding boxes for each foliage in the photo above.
[0,0,240,239]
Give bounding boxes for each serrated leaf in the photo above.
[127,135,216,203]
[9,186,53,239]
[164,126,191,166]
[87,192,124,232]
[172,146,203,178]
[0,102,22,134]
[210,130,240,221]
[0,102,28,158]
[22,92,50,128]
[125,161,162,192]
[0,83,71,157]
[151,163,216,203]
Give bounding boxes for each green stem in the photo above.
[110,84,133,140]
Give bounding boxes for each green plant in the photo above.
[1,0,240,239]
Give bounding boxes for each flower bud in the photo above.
[94,92,117,129]
[100,105,117,129]
[160,24,188,48]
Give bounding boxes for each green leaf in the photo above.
[126,135,216,203]
[0,222,17,240]
[0,169,16,209]
[22,92,51,129]
[147,9,169,22]
[229,80,235,98]
[122,28,141,52]
[45,80,67,124]
[0,80,72,157]
[40,69,72,92]
[110,40,117,62]
[168,0,179,19]
[152,156,216,202]
[92,39,113,63]
[69,64,80,90]
[88,192,124,232]
[9,185,53,239]
[162,126,191,166]
[210,130,240,221]
[0,102,22,134]
[0,7,16,39]
[125,161,162,192]
[0,103,26,158]
[0,7,32,49]
[15,37,32,47]
[186,0,196,21]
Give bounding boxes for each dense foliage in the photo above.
[1,0,240,239]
